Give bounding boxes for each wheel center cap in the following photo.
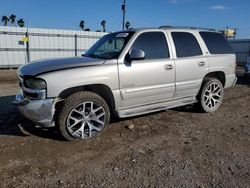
[83,116,90,121]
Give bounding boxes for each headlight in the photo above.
[24,78,47,90]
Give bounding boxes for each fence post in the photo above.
[25,32,30,63]
[75,34,78,57]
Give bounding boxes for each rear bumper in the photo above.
[233,76,237,86]
[13,90,55,127]
[225,74,237,88]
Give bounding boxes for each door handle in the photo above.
[164,64,173,70]
[198,61,205,66]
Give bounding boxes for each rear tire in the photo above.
[197,77,224,113]
[57,91,110,141]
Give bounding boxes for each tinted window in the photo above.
[172,32,202,58]
[131,32,169,59]
[200,32,233,54]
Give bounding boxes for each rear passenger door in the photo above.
[170,31,209,98]
[118,31,175,108]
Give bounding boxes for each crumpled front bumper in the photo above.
[13,90,55,127]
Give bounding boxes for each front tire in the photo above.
[57,91,110,141]
[197,78,224,113]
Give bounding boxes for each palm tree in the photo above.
[1,16,9,26]
[125,21,131,30]
[10,14,16,26]
[17,19,25,27]
[79,20,85,30]
[101,20,106,32]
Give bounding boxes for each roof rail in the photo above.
[159,25,216,31]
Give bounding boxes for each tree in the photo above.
[79,20,85,30]
[1,16,9,26]
[10,14,16,26]
[17,19,25,27]
[125,21,131,30]
[101,20,106,32]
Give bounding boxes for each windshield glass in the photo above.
[85,32,134,59]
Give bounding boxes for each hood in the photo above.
[19,57,105,77]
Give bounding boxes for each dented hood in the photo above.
[19,57,105,77]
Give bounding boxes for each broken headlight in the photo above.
[24,78,47,90]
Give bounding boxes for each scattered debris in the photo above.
[137,149,145,154]
[228,166,234,175]
[131,159,137,163]
[184,141,190,145]
[57,180,64,185]
[126,124,134,130]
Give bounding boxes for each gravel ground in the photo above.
[0,69,249,188]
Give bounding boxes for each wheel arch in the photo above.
[197,71,226,100]
[58,84,117,116]
[203,71,226,87]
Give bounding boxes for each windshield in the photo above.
[84,32,134,59]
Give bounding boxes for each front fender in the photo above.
[38,63,119,98]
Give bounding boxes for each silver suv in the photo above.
[13,26,237,140]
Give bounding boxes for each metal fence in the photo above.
[229,39,250,65]
[0,26,106,68]
[2,27,249,67]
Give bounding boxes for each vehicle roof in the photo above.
[122,26,219,33]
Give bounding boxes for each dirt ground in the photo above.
[0,68,249,188]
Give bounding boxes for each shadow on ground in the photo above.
[0,95,64,141]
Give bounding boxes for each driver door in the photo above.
[118,31,175,109]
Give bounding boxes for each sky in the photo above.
[0,0,249,38]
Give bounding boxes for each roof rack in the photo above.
[159,25,216,31]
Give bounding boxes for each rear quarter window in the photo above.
[199,32,233,54]
[171,32,203,58]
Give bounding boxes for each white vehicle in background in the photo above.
[244,56,250,79]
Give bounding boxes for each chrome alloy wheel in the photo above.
[203,82,222,110]
[66,101,106,139]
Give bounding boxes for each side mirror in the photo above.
[129,49,145,61]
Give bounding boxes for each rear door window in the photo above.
[131,32,170,59]
[199,32,233,54]
[171,32,203,58]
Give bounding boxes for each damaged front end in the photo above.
[12,75,61,128]
[13,90,60,127]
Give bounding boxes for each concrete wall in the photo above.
[0,26,106,68]
[230,39,250,64]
